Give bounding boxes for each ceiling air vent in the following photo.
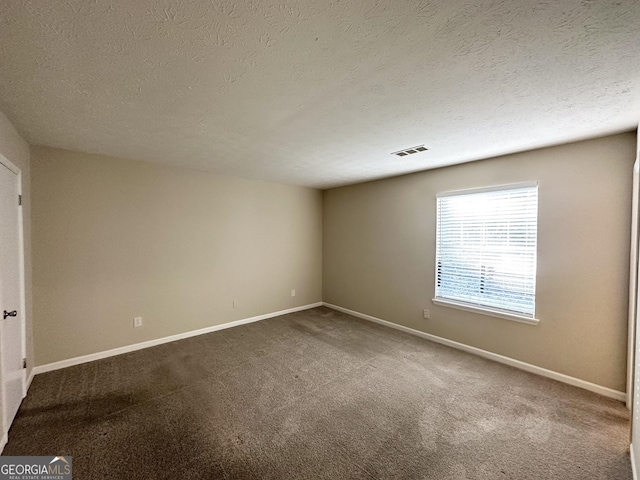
[392,145,429,157]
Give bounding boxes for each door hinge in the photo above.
[18,194,22,206]
[22,358,26,369]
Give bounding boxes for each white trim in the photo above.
[431,298,540,325]
[628,157,640,409]
[436,181,538,198]
[323,303,626,402]
[0,432,6,455]
[33,303,323,375]
[16,168,27,400]
[26,369,34,393]
[632,443,638,480]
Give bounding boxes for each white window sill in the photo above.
[431,298,540,326]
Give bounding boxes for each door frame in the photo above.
[628,158,639,410]
[0,153,27,450]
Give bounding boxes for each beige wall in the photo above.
[0,111,33,378]
[31,147,322,365]
[323,132,636,392]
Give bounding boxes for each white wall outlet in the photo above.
[423,309,430,319]
[133,316,143,328]
[291,289,296,297]
[233,300,238,309]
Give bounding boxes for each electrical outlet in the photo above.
[133,316,143,328]
[233,300,238,309]
[423,309,430,319]
[291,289,296,297]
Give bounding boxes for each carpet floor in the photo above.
[3,307,631,479]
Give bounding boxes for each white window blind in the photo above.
[435,184,538,318]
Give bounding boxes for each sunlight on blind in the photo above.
[435,185,538,317]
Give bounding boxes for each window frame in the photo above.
[432,182,540,326]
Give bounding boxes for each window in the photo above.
[434,183,538,322]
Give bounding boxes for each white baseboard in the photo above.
[26,368,34,393]
[632,444,638,480]
[29,301,628,402]
[33,303,323,376]
[0,432,6,455]
[323,302,626,402]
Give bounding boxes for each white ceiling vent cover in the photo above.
[392,145,429,157]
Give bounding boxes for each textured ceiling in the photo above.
[0,0,639,189]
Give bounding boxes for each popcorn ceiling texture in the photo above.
[0,0,639,188]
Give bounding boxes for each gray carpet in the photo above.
[3,307,631,479]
